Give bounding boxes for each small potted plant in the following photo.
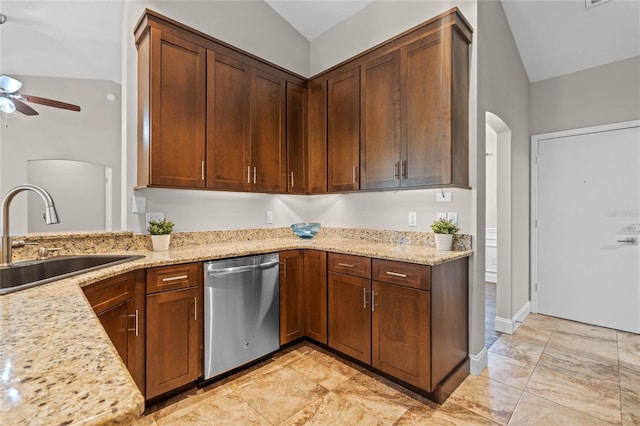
[148,219,175,251]
[431,218,459,251]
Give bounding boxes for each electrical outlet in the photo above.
[447,212,458,225]
[408,212,417,227]
[145,212,164,227]
[436,212,447,221]
[265,211,273,224]
[436,191,452,202]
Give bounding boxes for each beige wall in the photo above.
[530,56,640,135]
[478,0,530,334]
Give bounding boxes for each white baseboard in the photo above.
[485,271,497,283]
[494,301,532,334]
[470,347,488,376]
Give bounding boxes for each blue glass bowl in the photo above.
[291,223,321,239]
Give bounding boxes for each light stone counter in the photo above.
[1,231,471,425]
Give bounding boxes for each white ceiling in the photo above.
[0,1,638,85]
[501,0,640,82]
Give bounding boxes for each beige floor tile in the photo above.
[447,373,522,425]
[509,392,612,426]
[553,319,618,341]
[620,364,640,422]
[281,391,382,426]
[521,313,558,331]
[333,372,419,425]
[526,362,621,424]
[618,331,640,371]
[200,393,271,425]
[395,400,500,425]
[481,351,535,390]
[622,413,640,426]
[288,350,354,390]
[511,323,553,345]
[232,365,328,424]
[546,330,619,366]
[488,333,546,365]
[540,343,619,384]
[305,347,363,376]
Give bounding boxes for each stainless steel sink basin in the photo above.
[0,254,145,295]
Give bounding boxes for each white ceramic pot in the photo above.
[434,233,453,251]
[151,234,171,251]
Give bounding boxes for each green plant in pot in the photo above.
[431,218,459,251]
[148,219,175,251]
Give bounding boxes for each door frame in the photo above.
[530,119,640,313]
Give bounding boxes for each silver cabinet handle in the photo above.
[338,262,354,268]
[394,162,399,180]
[290,171,294,187]
[194,297,197,321]
[371,290,377,312]
[385,271,407,278]
[162,275,188,282]
[363,287,370,309]
[128,310,139,337]
[352,166,356,183]
[617,237,638,245]
[201,160,205,180]
[247,166,251,183]
[253,167,257,184]
[401,160,407,179]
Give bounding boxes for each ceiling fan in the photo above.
[0,75,81,116]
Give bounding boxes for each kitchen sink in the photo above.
[0,254,145,295]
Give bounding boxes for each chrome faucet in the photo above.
[1,184,60,266]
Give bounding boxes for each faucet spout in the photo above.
[1,184,60,266]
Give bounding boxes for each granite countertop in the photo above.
[0,235,471,425]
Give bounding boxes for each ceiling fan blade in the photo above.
[0,75,23,94]
[12,99,39,116]
[21,94,81,112]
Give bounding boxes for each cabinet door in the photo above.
[97,298,136,372]
[146,287,200,399]
[280,250,305,345]
[206,51,251,190]
[149,29,206,188]
[327,69,360,192]
[307,81,327,193]
[372,281,431,391]
[328,272,371,364]
[304,250,327,343]
[360,51,401,190]
[251,69,286,192]
[286,82,307,193]
[402,31,451,187]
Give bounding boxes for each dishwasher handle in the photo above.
[206,260,279,276]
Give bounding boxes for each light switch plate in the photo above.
[265,211,273,224]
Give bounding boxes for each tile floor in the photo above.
[136,314,640,425]
[485,282,502,348]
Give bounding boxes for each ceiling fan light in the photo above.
[0,97,16,114]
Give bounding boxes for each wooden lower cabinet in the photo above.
[303,250,327,343]
[279,250,305,345]
[83,271,146,394]
[372,281,431,390]
[146,263,202,400]
[328,272,371,364]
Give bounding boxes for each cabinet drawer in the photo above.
[83,273,135,314]
[372,259,430,291]
[328,253,371,278]
[146,263,200,294]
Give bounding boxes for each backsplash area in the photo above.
[10,227,472,261]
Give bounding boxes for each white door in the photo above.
[535,124,640,333]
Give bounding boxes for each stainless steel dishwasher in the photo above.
[203,253,279,380]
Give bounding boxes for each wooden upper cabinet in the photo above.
[307,81,328,194]
[138,28,206,188]
[360,51,401,190]
[251,70,287,192]
[206,51,251,191]
[328,69,360,192]
[286,82,307,194]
